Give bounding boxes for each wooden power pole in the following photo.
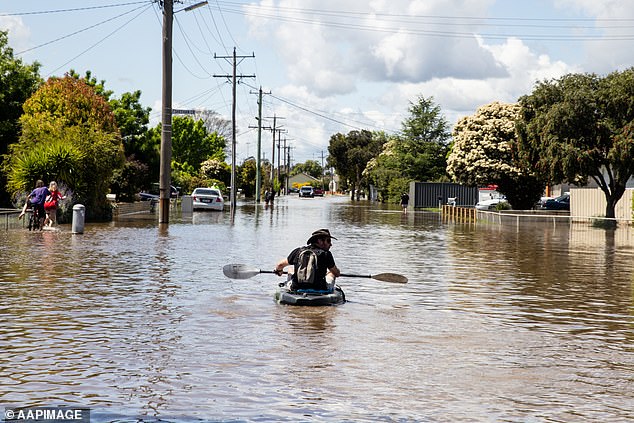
[214,48,254,216]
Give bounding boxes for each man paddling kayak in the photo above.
[274,228,341,292]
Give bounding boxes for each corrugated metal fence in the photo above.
[410,182,478,209]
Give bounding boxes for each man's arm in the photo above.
[274,258,289,276]
[328,265,341,278]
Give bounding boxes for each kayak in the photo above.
[274,283,346,306]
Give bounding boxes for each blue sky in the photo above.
[2,0,634,164]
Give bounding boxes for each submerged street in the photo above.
[1,195,633,422]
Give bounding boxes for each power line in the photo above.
[45,4,153,76]
[214,2,634,42]
[15,3,152,55]
[213,0,240,48]
[217,1,634,24]
[173,18,214,77]
[1,1,151,17]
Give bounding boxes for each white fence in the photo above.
[571,188,633,222]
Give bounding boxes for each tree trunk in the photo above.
[599,182,625,228]
[605,194,623,228]
[604,196,617,228]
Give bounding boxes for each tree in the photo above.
[237,158,257,197]
[517,69,634,223]
[399,95,451,181]
[109,90,156,192]
[171,116,226,169]
[328,130,385,199]
[447,102,545,209]
[4,75,124,220]
[109,91,151,156]
[0,30,42,206]
[110,157,149,202]
[291,160,323,179]
[68,69,114,100]
[363,132,407,202]
[200,158,230,185]
[364,97,450,203]
[197,110,232,141]
[68,69,157,195]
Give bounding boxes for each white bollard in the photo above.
[72,204,85,234]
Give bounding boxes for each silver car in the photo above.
[475,197,508,210]
[192,187,225,211]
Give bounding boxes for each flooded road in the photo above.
[1,195,633,422]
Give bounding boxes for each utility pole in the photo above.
[270,116,277,184]
[158,0,207,224]
[274,128,286,184]
[264,115,285,185]
[158,0,173,224]
[283,138,287,183]
[321,150,326,191]
[214,47,255,216]
[286,145,294,194]
[277,134,282,186]
[282,140,293,195]
[249,87,270,203]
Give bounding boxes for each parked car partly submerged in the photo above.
[543,193,570,210]
[192,187,224,211]
[475,197,508,210]
[313,187,324,196]
[139,184,180,201]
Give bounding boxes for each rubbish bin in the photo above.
[72,204,85,234]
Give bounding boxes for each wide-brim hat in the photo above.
[307,228,337,245]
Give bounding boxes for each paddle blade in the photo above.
[372,273,408,283]
[339,272,408,283]
[222,264,261,279]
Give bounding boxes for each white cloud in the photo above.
[245,0,507,97]
[377,36,578,127]
[1,16,31,53]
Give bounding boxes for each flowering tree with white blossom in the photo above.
[447,102,545,209]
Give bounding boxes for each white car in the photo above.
[192,187,224,211]
[475,197,508,210]
[299,186,314,198]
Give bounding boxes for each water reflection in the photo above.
[1,195,633,421]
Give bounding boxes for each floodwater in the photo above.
[1,195,633,422]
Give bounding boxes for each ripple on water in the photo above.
[1,200,633,421]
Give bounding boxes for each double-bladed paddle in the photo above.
[222,263,408,284]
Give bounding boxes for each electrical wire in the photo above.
[213,0,240,48]
[1,1,151,17]
[174,18,214,77]
[214,1,634,42]
[216,0,634,25]
[45,3,154,76]
[15,3,152,55]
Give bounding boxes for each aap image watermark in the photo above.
[4,407,90,423]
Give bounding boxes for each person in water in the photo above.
[274,228,341,292]
[18,180,50,229]
[43,181,66,227]
[400,192,410,214]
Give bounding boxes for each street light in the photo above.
[182,1,208,12]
